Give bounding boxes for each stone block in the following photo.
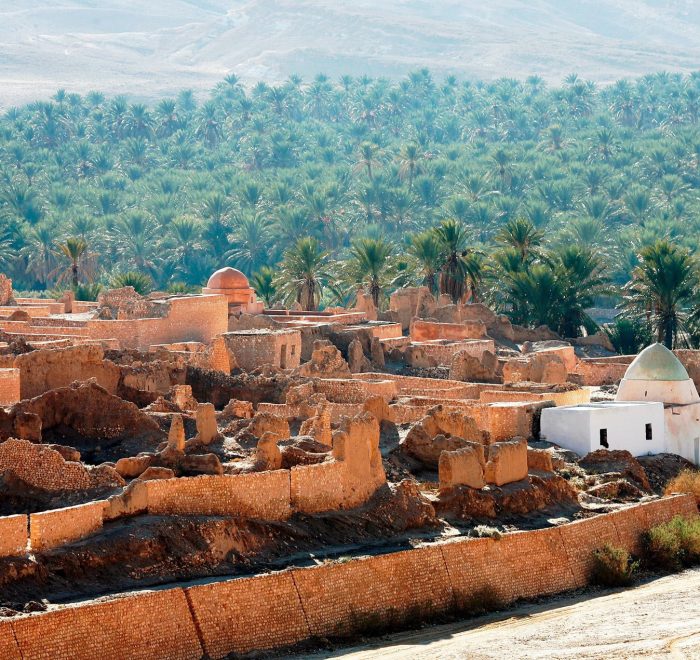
[439,443,486,489]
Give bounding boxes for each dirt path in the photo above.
[303,568,700,659]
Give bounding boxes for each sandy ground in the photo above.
[304,568,700,659]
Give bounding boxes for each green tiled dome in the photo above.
[623,343,689,381]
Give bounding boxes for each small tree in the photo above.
[275,237,334,311]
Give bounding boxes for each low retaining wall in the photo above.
[1,495,694,659]
[145,471,292,520]
[30,501,104,552]
[0,514,27,557]
[10,589,202,660]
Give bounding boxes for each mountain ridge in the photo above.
[1,0,699,107]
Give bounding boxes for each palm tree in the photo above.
[432,219,472,303]
[110,271,153,294]
[397,143,421,189]
[251,266,277,307]
[408,231,441,294]
[276,237,334,311]
[53,237,96,287]
[553,245,608,337]
[347,237,393,308]
[622,240,698,348]
[225,215,272,275]
[354,142,381,181]
[495,217,543,264]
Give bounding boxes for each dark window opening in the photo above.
[646,423,653,440]
[599,428,609,449]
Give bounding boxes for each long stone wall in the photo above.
[0,495,693,659]
[30,501,105,552]
[9,589,202,660]
[86,295,228,350]
[145,472,292,521]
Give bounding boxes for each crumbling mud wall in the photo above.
[13,345,121,399]
[2,495,694,659]
[86,294,228,350]
[4,381,164,448]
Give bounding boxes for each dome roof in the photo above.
[207,267,249,290]
[623,343,689,382]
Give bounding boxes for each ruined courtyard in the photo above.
[0,270,698,659]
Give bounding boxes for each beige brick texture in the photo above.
[0,514,27,557]
[186,572,310,657]
[11,589,202,660]
[30,501,104,552]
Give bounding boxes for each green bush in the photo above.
[643,515,700,571]
[110,271,153,295]
[590,544,638,587]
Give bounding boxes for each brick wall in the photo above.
[13,344,120,399]
[1,495,694,659]
[145,472,292,520]
[186,572,309,657]
[291,461,346,514]
[411,318,487,341]
[293,544,453,638]
[223,329,302,371]
[0,514,27,557]
[0,439,93,493]
[0,368,20,405]
[87,295,228,350]
[479,388,590,407]
[0,621,20,660]
[11,589,202,660]
[30,501,104,552]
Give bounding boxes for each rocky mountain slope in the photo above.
[1,0,699,105]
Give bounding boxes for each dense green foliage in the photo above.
[643,515,700,571]
[3,70,700,342]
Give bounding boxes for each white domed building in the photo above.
[616,343,700,464]
[541,343,700,464]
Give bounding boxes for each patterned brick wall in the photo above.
[186,572,309,657]
[290,461,346,514]
[0,368,20,405]
[0,514,27,557]
[0,621,20,660]
[30,501,104,552]
[0,440,93,493]
[293,545,453,638]
[11,589,202,660]
[145,472,292,520]
[0,495,694,659]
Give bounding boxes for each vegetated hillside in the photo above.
[2,70,700,350]
[2,1,700,106]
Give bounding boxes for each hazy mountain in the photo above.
[2,0,699,106]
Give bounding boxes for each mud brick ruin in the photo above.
[0,269,698,659]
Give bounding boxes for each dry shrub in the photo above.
[665,469,700,506]
[590,544,638,587]
[643,515,700,571]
